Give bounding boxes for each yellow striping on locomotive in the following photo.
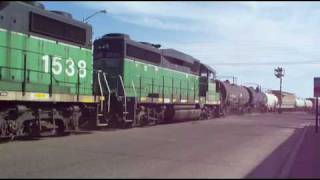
[32,93,49,100]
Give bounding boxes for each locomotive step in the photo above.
[123,119,133,122]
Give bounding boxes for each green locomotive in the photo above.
[93,33,221,127]
[0,1,222,139]
[0,1,96,138]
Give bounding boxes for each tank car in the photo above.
[217,80,250,114]
[265,92,278,112]
[295,98,306,111]
[304,99,313,112]
[246,86,268,113]
[255,90,268,112]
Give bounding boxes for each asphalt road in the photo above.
[0,112,313,178]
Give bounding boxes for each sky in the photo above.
[42,1,320,98]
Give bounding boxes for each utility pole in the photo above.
[274,67,285,114]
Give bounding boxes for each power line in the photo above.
[207,60,320,66]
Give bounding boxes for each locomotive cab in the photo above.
[199,63,219,104]
[199,63,221,117]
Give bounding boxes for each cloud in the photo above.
[76,1,320,97]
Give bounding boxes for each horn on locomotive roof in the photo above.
[140,42,161,49]
[103,33,130,39]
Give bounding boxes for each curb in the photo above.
[278,123,310,178]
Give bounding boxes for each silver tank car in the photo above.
[265,92,278,112]
[255,91,268,111]
[295,98,305,110]
[245,87,267,112]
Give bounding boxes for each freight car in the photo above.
[304,99,313,112]
[295,98,306,111]
[217,80,250,114]
[245,86,268,113]
[216,80,269,115]
[267,90,312,112]
[0,1,100,138]
[269,90,296,111]
[265,92,278,112]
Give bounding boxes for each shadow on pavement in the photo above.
[246,122,320,179]
[288,125,320,178]
[0,131,94,144]
[245,126,305,178]
[0,136,43,143]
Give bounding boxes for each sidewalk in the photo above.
[288,125,320,178]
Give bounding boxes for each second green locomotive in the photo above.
[93,33,221,127]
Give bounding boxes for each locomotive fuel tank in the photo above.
[172,109,202,121]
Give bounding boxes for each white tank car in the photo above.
[265,93,278,111]
[305,99,313,109]
[295,98,305,109]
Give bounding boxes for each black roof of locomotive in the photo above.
[161,49,200,65]
[101,33,201,65]
[100,33,217,75]
[201,63,216,74]
[101,33,161,54]
[0,1,92,48]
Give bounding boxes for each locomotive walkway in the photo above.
[0,112,319,178]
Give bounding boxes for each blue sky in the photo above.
[42,1,320,98]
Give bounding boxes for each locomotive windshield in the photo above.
[94,39,124,59]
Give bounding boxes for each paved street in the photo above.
[0,112,315,178]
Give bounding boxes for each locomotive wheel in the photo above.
[26,120,41,138]
[223,107,229,116]
[214,107,221,118]
[54,120,65,136]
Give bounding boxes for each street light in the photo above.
[274,67,285,113]
[83,9,107,23]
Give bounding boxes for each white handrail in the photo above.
[97,71,104,112]
[103,72,111,113]
[132,80,137,126]
[97,71,104,96]
[118,75,127,113]
[132,80,137,97]
[96,70,108,127]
